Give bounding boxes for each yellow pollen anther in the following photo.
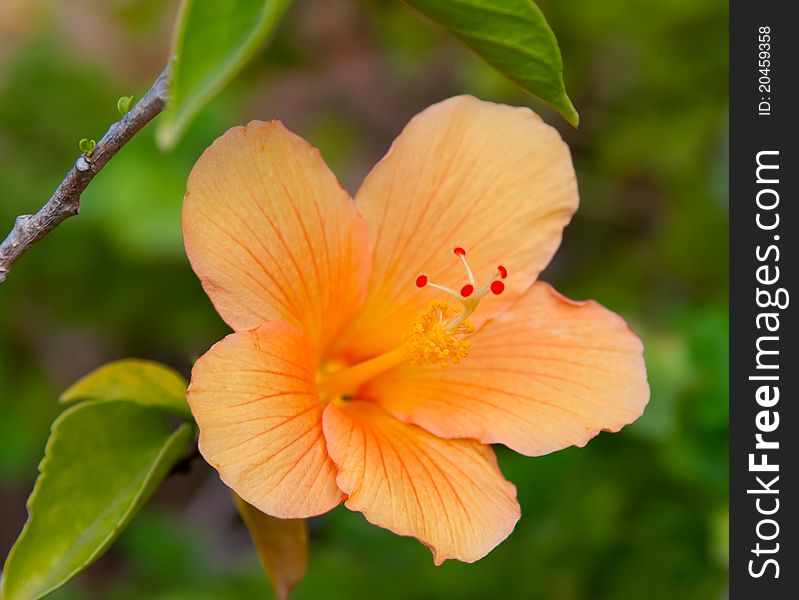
[406,300,475,366]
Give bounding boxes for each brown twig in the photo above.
[0,69,169,283]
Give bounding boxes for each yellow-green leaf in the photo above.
[233,494,308,600]
[404,0,579,126]
[1,401,193,600]
[157,0,295,149]
[59,359,190,419]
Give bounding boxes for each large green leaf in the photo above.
[403,0,578,125]
[157,0,295,149]
[58,359,191,419]
[1,401,193,600]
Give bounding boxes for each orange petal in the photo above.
[334,96,578,361]
[322,400,520,564]
[188,322,343,518]
[183,121,372,357]
[362,282,649,456]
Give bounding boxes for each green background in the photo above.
[0,0,728,598]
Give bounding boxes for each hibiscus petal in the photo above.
[188,322,343,518]
[322,400,520,564]
[183,121,372,357]
[334,96,578,361]
[362,282,649,456]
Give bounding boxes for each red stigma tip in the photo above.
[460,284,474,297]
[497,265,508,279]
[415,274,428,288]
[490,281,505,295]
[453,247,466,256]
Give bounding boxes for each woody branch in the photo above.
[0,69,169,283]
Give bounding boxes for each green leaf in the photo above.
[157,0,295,149]
[1,401,193,600]
[59,359,191,419]
[233,494,307,600]
[403,0,579,126]
[117,95,135,116]
[78,138,96,155]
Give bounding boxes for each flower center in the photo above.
[406,300,475,366]
[317,247,507,399]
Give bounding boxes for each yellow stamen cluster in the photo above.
[406,300,475,367]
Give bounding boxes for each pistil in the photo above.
[317,346,408,398]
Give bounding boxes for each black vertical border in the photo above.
[730,0,798,597]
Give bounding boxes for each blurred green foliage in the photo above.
[0,0,727,598]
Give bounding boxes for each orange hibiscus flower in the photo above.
[183,96,649,564]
